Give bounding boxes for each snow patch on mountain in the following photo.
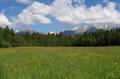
[16,27,35,35]
[61,24,120,35]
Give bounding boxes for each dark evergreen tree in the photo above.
[0,26,120,48]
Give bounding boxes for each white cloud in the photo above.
[51,1,120,25]
[16,0,33,4]
[73,0,85,6]
[0,13,11,28]
[14,0,120,27]
[14,2,52,26]
[103,0,109,3]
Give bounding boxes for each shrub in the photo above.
[0,41,11,48]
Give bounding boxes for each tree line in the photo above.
[0,26,120,48]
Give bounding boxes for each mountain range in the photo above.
[16,24,120,36]
[61,24,120,36]
[16,27,35,35]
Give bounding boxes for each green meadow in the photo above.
[0,47,120,79]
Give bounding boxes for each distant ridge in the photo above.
[61,24,120,36]
[16,27,35,35]
[16,24,120,36]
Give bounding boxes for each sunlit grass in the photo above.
[0,47,120,79]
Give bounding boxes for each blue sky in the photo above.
[0,0,120,32]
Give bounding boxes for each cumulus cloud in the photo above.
[16,0,33,4]
[51,1,120,25]
[103,0,109,3]
[0,13,11,28]
[14,0,120,27]
[73,0,85,6]
[14,2,52,26]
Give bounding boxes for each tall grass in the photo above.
[0,47,120,79]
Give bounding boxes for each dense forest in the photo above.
[0,26,120,48]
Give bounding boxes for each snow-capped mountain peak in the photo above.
[16,27,35,35]
[61,24,120,36]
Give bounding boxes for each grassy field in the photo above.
[0,47,120,79]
